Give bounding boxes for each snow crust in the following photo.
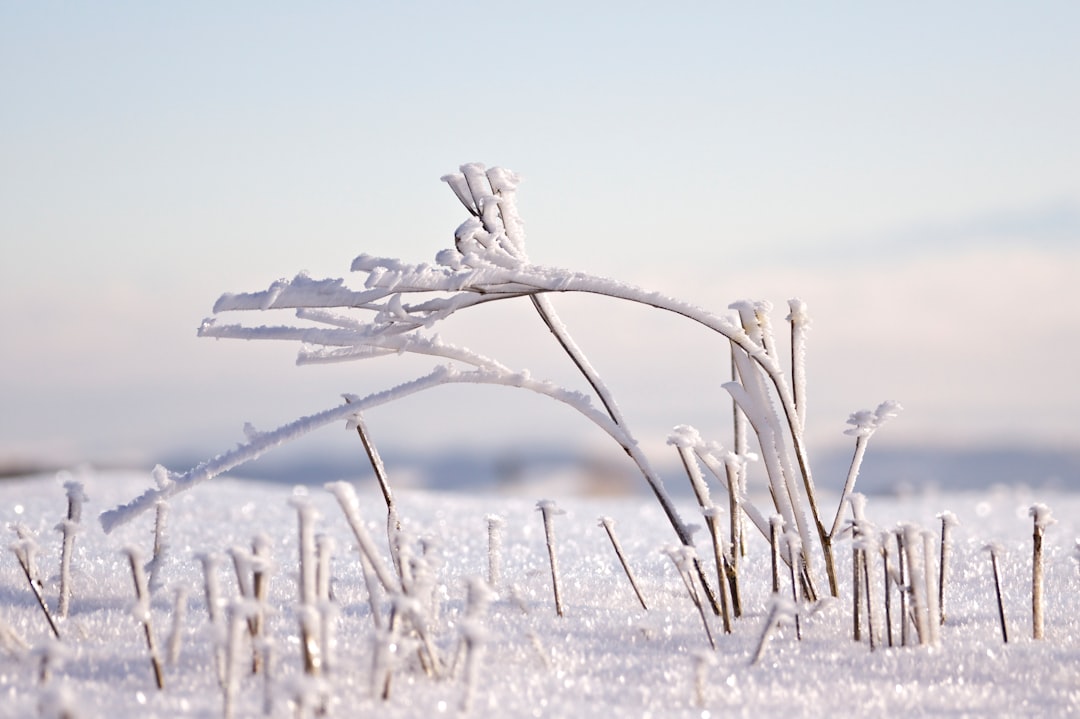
[7,471,1080,718]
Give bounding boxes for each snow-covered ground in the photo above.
[3,470,1080,718]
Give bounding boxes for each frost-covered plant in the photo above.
[829,401,902,540]
[55,476,87,620]
[751,597,796,666]
[985,542,1009,644]
[846,493,879,648]
[669,426,730,627]
[598,516,649,611]
[122,545,164,689]
[536,500,566,618]
[663,545,716,650]
[290,494,321,675]
[922,530,941,647]
[937,510,959,625]
[10,525,60,640]
[146,499,169,593]
[1030,503,1055,640]
[901,524,930,646]
[99,162,902,604]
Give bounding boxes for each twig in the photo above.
[10,528,61,640]
[56,479,87,619]
[986,543,1009,644]
[1030,504,1054,640]
[599,516,648,610]
[123,546,164,689]
[937,511,958,625]
[664,546,716,650]
[537,500,566,617]
[350,411,402,575]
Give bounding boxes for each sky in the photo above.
[2,2,1078,474]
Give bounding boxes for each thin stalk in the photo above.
[769,516,783,594]
[531,292,719,613]
[703,508,734,633]
[850,494,877,649]
[785,533,803,641]
[723,458,744,616]
[57,479,87,619]
[902,524,928,646]
[537,500,565,617]
[11,534,60,640]
[351,412,402,576]
[853,543,862,643]
[987,543,1009,644]
[147,500,169,593]
[290,496,320,675]
[938,511,958,626]
[751,599,793,666]
[1030,504,1054,640]
[599,517,648,611]
[829,436,868,540]
[881,534,894,648]
[124,547,164,689]
[665,546,716,650]
[922,531,940,646]
[325,482,400,594]
[895,530,909,647]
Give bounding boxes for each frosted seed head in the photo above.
[1029,503,1056,530]
[62,478,89,505]
[937,510,960,528]
[667,425,702,448]
[786,298,811,326]
[151,465,174,491]
[536,500,564,515]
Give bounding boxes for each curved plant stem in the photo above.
[530,293,720,613]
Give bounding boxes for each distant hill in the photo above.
[10,444,1078,496]
[143,444,1080,496]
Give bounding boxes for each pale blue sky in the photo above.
[2,2,1078,470]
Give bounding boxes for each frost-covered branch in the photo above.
[829,401,903,539]
[101,362,683,534]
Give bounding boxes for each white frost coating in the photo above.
[667,424,702,449]
[728,301,762,346]
[752,301,778,361]
[845,400,903,438]
[831,400,904,539]
[694,446,770,541]
[726,346,815,577]
[213,274,385,313]
[787,298,810,431]
[937,510,960,528]
[102,365,628,532]
[1030,503,1056,530]
[440,172,478,216]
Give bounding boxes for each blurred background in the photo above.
[3,2,1078,493]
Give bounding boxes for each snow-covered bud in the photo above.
[1030,503,1056,531]
[844,400,903,438]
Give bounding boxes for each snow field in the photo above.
[3,472,1080,718]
